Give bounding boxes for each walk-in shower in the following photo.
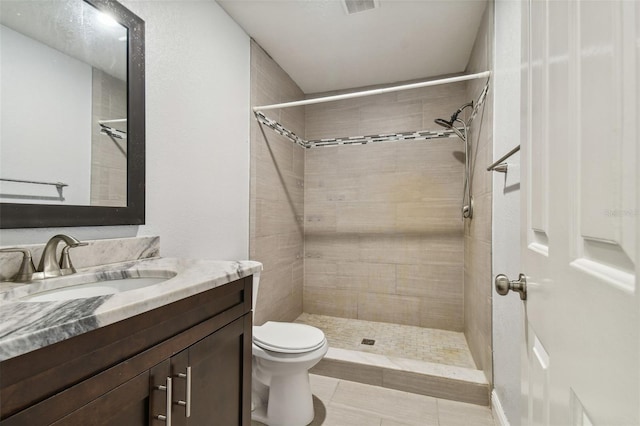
[435,101,474,219]
[250,49,493,405]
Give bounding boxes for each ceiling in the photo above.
[217,0,487,94]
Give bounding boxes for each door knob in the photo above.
[495,273,527,300]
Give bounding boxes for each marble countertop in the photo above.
[0,257,262,361]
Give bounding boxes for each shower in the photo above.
[435,102,474,219]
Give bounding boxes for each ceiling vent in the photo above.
[343,0,379,15]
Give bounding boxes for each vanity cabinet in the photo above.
[0,276,253,426]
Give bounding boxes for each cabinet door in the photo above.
[51,371,150,426]
[172,316,250,426]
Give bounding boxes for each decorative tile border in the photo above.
[469,81,490,124]
[307,128,460,148]
[254,112,308,148]
[255,111,461,149]
[254,79,489,149]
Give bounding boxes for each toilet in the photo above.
[251,274,329,426]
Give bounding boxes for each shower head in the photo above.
[434,116,467,141]
[434,118,454,129]
[434,101,474,141]
[435,102,474,128]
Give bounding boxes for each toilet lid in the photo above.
[253,322,326,354]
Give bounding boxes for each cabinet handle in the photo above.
[177,366,192,417]
[156,377,172,425]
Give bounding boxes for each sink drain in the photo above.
[361,338,375,346]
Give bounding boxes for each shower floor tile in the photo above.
[295,313,476,369]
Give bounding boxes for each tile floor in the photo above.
[295,313,476,369]
[252,374,495,426]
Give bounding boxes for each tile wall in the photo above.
[250,41,306,325]
[303,80,468,331]
[90,68,127,207]
[463,3,494,384]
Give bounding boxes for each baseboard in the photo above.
[491,390,511,426]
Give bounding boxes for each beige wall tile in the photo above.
[281,106,305,138]
[255,199,300,238]
[357,234,463,266]
[419,296,464,331]
[256,130,294,175]
[304,203,337,234]
[337,144,397,174]
[305,106,360,140]
[304,287,358,318]
[255,265,294,325]
[306,272,339,289]
[395,80,467,102]
[305,258,339,275]
[470,145,492,197]
[467,193,492,244]
[250,41,304,325]
[91,69,127,206]
[357,293,421,325]
[462,4,494,387]
[251,235,280,272]
[360,171,461,204]
[396,264,463,298]
[336,202,396,233]
[338,262,397,293]
[305,148,339,175]
[359,113,423,136]
[293,144,305,176]
[252,69,280,108]
[394,140,464,172]
[395,201,463,233]
[358,94,419,118]
[305,234,361,262]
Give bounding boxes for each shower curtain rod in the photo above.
[252,71,491,112]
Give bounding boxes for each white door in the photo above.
[519,1,639,425]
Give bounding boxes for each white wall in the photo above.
[0,1,251,261]
[492,1,523,425]
[122,0,250,260]
[1,25,92,205]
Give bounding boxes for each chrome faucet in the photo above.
[0,234,87,282]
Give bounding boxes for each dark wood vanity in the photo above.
[0,276,253,426]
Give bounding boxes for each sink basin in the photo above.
[20,270,176,302]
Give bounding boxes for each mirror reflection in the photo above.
[0,0,128,207]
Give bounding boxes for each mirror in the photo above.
[0,0,145,228]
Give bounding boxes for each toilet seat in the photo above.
[253,322,326,354]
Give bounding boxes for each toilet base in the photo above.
[251,371,314,426]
